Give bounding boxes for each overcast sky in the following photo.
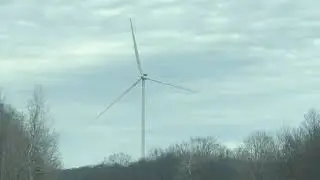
[1,0,320,168]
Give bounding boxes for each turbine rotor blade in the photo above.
[130,18,143,75]
[146,77,196,93]
[96,78,142,119]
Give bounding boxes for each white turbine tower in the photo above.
[96,18,195,159]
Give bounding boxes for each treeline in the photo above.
[0,86,61,180]
[59,109,320,180]
[3,86,319,180]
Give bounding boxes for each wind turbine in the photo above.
[96,18,195,159]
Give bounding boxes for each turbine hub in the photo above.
[142,74,148,79]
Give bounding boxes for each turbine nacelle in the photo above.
[141,74,148,79]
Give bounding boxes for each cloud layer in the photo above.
[1,0,320,168]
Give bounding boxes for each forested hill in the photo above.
[2,89,320,180]
[57,109,320,180]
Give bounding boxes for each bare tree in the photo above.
[169,136,226,180]
[302,109,320,139]
[238,131,279,180]
[103,152,132,166]
[25,85,61,180]
[0,98,29,180]
[0,86,61,180]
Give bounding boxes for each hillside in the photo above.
[57,110,320,180]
